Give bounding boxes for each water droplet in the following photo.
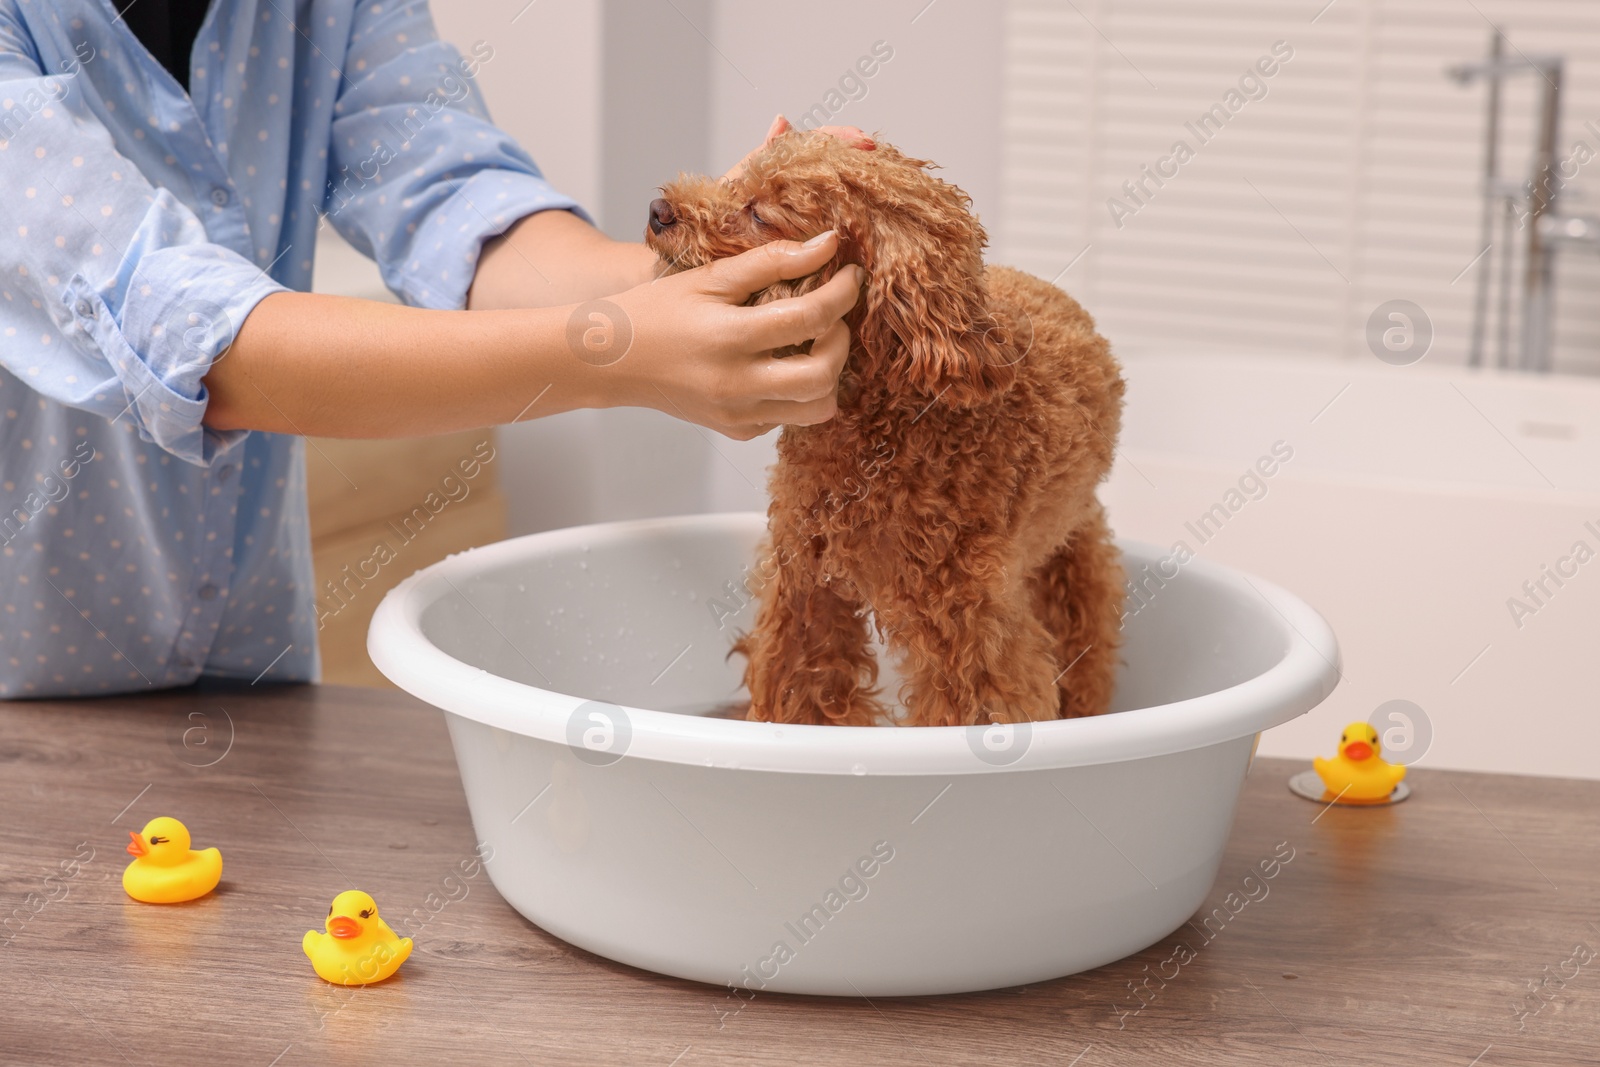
[851,762,867,776]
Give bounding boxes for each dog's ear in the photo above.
[846,168,1018,406]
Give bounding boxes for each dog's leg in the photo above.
[1029,503,1125,718]
[877,583,1062,728]
[735,549,885,727]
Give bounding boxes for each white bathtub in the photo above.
[1101,355,1600,779]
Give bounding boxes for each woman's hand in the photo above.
[592,230,864,439]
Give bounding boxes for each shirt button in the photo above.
[198,583,219,601]
[75,299,95,319]
[210,187,230,207]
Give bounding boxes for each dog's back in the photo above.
[984,265,1124,451]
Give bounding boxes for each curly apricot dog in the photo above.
[645,129,1125,727]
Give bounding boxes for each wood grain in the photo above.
[1,684,1597,1066]
[304,430,508,687]
[310,490,507,689]
[304,430,499,542]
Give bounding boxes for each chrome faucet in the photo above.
[1448,30,1594,372]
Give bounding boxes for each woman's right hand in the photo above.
[588,231,865,440]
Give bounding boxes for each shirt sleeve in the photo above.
[0,5,285,468]
[324,0,590,311]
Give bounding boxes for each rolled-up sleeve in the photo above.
[324,0,589,310]
[0,10,284,467]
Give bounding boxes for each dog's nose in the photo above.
[648,198,676,234]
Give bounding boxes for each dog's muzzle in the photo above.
[648,198,677,234]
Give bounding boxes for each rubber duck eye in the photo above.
[149,836,167,844]
[359,908,374,918]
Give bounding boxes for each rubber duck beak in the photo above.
[1344,741,1373,761]
[328,915,362,940]
[126,831,147,857]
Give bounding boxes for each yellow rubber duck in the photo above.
[1313,721,1406,801]
[122,816,223,903]
[303,890,413,985]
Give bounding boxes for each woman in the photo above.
[0,0,864,697]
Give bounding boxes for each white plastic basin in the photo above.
[368,513,1339,996]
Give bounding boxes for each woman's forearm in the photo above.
[203,291,589,438]
[205,211,659,438]
[203,234,864,442]
[467,208,658,310]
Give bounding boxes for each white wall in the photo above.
[704,0,1008,513]
[430,0,603,222]
[708,0,1004,231]
[429,0,611,537]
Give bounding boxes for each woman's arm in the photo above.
[466,209,657,310]
[203,233,863,440]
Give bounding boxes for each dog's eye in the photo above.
[746,203,770,228]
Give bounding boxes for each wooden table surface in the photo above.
[2,683,1597,1066]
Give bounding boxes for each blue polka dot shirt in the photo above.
[0,0,585,697]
